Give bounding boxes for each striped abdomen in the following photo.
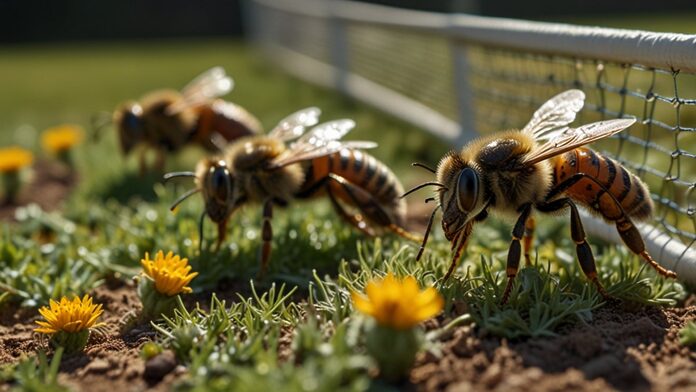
[552,147,653,221]
[298,148,407,226]
[194,101,263,150]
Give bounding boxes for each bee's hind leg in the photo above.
[501,204,533,305]
[537,198,610,300]
[326,173,421,241]
[326,184,377,237]
[615,217,677,278]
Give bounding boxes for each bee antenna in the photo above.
[412,162,436,173]
[89,111,113,142]
[163,171,197,183]
[401,182,448,199]
[416,206,439,261]
[170,188,201,211]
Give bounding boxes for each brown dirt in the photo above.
[411,303,696,392]
[0,281,181,392]
[0,159,76,221]
[2,279,695,391]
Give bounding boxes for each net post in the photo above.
[328,1,349,94]
[240,0,261,47]
[450,41,477,147]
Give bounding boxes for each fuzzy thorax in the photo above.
[226,136,304,203]
[436,131,553,222]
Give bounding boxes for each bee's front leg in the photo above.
[258,199,274,277]
[442,220,474,281]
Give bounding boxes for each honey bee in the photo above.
[165,107,418,274]
[405,89,677,303]
[113,67,262,173]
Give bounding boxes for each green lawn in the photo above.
[0,39,686,390]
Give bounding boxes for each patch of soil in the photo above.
[0,282,181,392]
[0,159,76,221]
[411,303,696,391]
[3,278,695,391]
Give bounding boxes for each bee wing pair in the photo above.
[166,67,234,115]
[519,89,636,166]
[267,107,377,169]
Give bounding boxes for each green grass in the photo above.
[0,348,68,392]
[0,39,687,390]
[680,321,696,347]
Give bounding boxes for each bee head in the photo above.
[198,159,237,224]
[437,154,486,241]
[114,102,144,154]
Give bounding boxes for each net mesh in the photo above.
[347,25,458,120]
[250,1,696,251]
[466,48,696,247]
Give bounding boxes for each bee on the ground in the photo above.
[165,107,419,274]
[112,67,262,173]
[405,89,677,304]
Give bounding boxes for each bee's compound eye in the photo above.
[456,168,478,212]
[121,111,143,140]
[117,110,144,153]
[208,166,231,203]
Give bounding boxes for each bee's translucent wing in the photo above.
[337,141,379,150]
[268,107,322,141]
[269,119,377,168]
[166,67,234,115]
[521,118,635,166]
[292,119,355,147]
[522,90,585,140]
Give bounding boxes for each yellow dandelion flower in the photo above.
[352,273,443,330]
[0,146,33,173]
[35,294,105,335]
[141,251,198,296]
[41,124,84,154]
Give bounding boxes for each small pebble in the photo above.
[143,350,177,382]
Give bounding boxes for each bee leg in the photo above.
[154,149,166,173]
[537,198,610,300]
[258,199,274,278]
[326,173,420,241]
[139,149,148,176]
[501,204,533,304]
[551,173,676,279]
[443,221,474,281]
[523,215,536,266]
[615,217,677,278]
[326,185,377,237]
[215,218,228,251]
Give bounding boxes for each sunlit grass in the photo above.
[0,38,689,389]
